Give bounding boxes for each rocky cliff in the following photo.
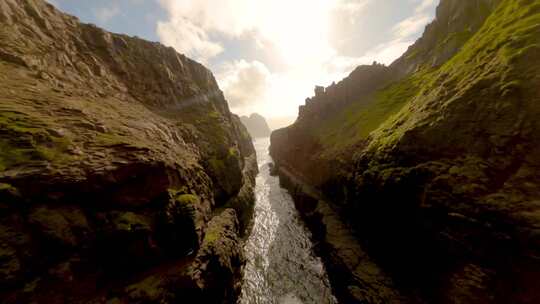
[0,0,257,303]
[271,0,540,303]
[240,113,272,138]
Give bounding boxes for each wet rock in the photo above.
[0,183,21,215]
[0,220,32,288]
[207,148,245,205]
[225,154,258,235]
[0,244,22,287]
[268,162,278,176]
[155,193,201,255]
[277,167,404,304]
[124,275,171,304]
[28,206,91,249]
[192,209,244,303]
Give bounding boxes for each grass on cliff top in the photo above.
[405,0,493,63]
[314,74,423,156]
[366,0,540,152]
[439,0,539,83]
[311,0,539,158]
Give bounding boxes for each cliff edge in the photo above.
[0,0,257,303]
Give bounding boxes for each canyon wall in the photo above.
[0,0,256,303]
[271,0,540,303]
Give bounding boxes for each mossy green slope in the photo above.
[368,0,540,153]
[315,73,424,155]
[310,0,539,159]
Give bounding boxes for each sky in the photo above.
[47,0,440,129]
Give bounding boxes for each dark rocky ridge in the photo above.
[271,0,540,303]
[240,113,272,138]
[0,0,257,303]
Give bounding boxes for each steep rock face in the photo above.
[240,113,272,138]
[298,64,393,123]
[271,63,394,187]
[271,0,540,303]
[0,0,256,303]
[392,0,502,74]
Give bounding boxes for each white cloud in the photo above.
[364,39,416,65]
[157,18,223,63]
[336,0,370,13]
[393,0,438,40]
[217,60,271,111]
[415,0,437,13]
[392,15,432,40]
[323,39,414,73]
[333,0,370,24]
[156,0,438,118]
[156,0,343,117]
[93,5,120,23]
[156,0,254,61]
[156,0,335,63]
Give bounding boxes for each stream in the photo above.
[239,137,336,304]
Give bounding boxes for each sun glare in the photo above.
[256,0,335,66]
[157,0,439,122]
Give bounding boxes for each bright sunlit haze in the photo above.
[47,0,440,129]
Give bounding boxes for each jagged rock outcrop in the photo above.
[271,0,540,303]
[0,0,256,303]
[240,113,272,138]
[298,63,392,124]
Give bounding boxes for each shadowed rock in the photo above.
[0,0,256,302]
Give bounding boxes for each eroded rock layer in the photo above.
[0,0,256,303]
[271,0,540,303]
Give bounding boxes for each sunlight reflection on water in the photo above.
[239,138,336,304]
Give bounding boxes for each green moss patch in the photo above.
[439,0,540,81]
[228,147,239,157]
[208,157,225,174]
[202,225,220,244]
[113,212,151,232]
[175,103,230,151]
[175,194,200,205]
[365,0,540,152]
[315,74,423,156]
[158,190,199,253]
[0,111,73,171]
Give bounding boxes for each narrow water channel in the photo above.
[239,138,336,304]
